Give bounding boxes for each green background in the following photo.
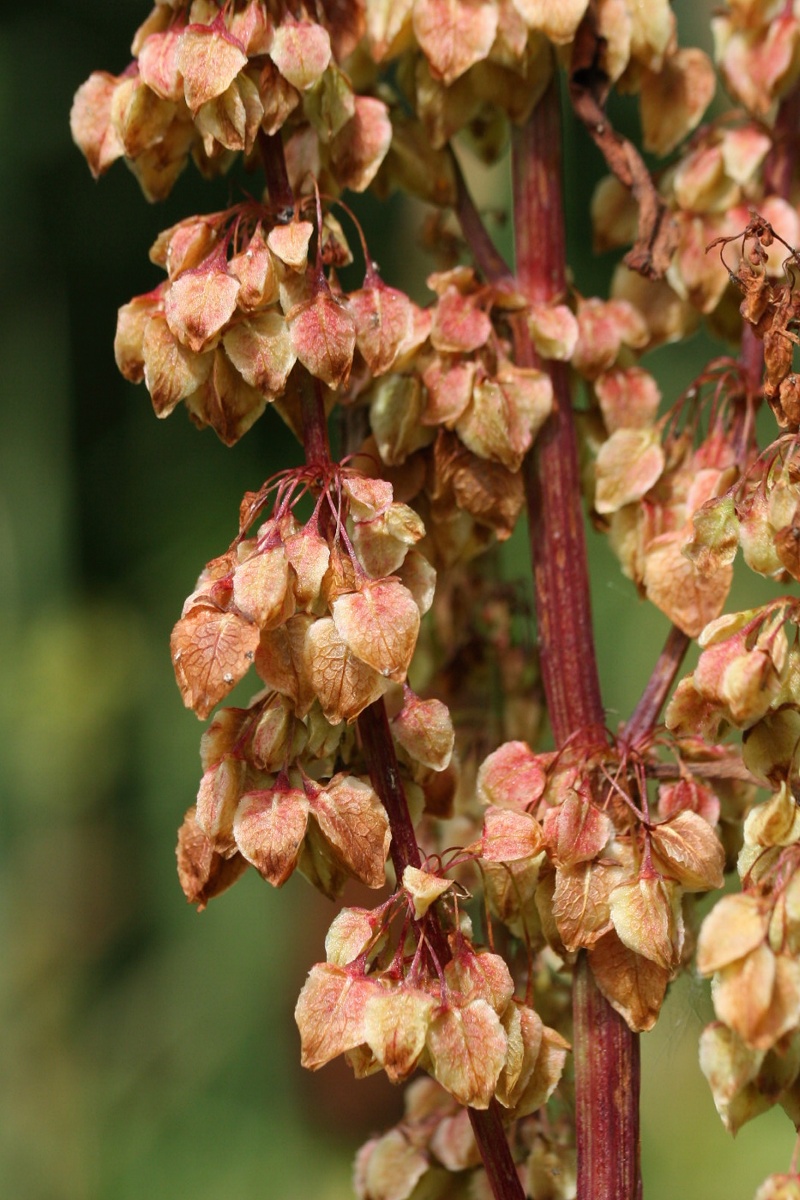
[0,3,794,1196]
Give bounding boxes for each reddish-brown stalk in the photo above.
[512,77,641,1200]
[258,129,294,212]
[299,374,331,467]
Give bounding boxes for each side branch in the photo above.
[623,625,690,748]
[357,701,422,880]
[451,150,514,286]
[569,12,677,279]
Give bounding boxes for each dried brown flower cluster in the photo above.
[72,1,800,1197]
[172,465,443,901]
[71,0,386,199]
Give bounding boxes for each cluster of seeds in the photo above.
[666,599,800,742]
[70,0,389,201]
[70,0,800,1192]
[356,1075,576,1200]
[684,433,800,588]
[677,600,800,1134]
[174,465,455,903]
[599,122,800,342]
[713,0,800,119]
[355,266,559,559]
[114,201,430,443]
[296,871,568,1111]
[369,0,712,171]
[597,389,741,638]
[720,217,800,428]
[474,738,726,1031]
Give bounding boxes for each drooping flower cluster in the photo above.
[368,0,713,175]
[174,465,454,904]
[474,735,727,1031]
[661,601,800,1133]
[584,339,745,636]
[719,215,800,428]
[599,120,800,341]
[684,432,800,592]
[353,266,559,560]
[70,0,389,200]
[114,200,431,443]
[713,0,800,119]
[668,599,800,746]
[588,201,800,644]
[295,867,568,1111]
[355,1074,576,1200]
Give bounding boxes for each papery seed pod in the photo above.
[200,705,252,771]
[228,226,278,310]
[171,603,260,718]
[304,616,388,723]
[164,254,241,352]
[250,693,303,770]
[196,755,248,855]
[232,543,294,629]
[177,23,249,113]
[288,287,357,388]
[223,312,297,397]
[331,579,421,681]
[350,502,425,578]
[305,775,390,888]
[233,778,311,886]
[391,691,454,771]
[270,18,332,91]
[177,805,249,909]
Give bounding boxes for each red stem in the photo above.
[258,129,294,211]
[357,700,422,880]
[512,78,641,1200]
[451,150,513,285]
[512,85,604,746]
[299,373,331,467]
[469,1102,525,1199]
[573,957,642,1200]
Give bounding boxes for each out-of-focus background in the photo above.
[1,3,795,1197]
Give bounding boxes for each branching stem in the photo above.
[512,77,641,1200]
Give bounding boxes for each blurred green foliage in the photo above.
[0,3,796,1198]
